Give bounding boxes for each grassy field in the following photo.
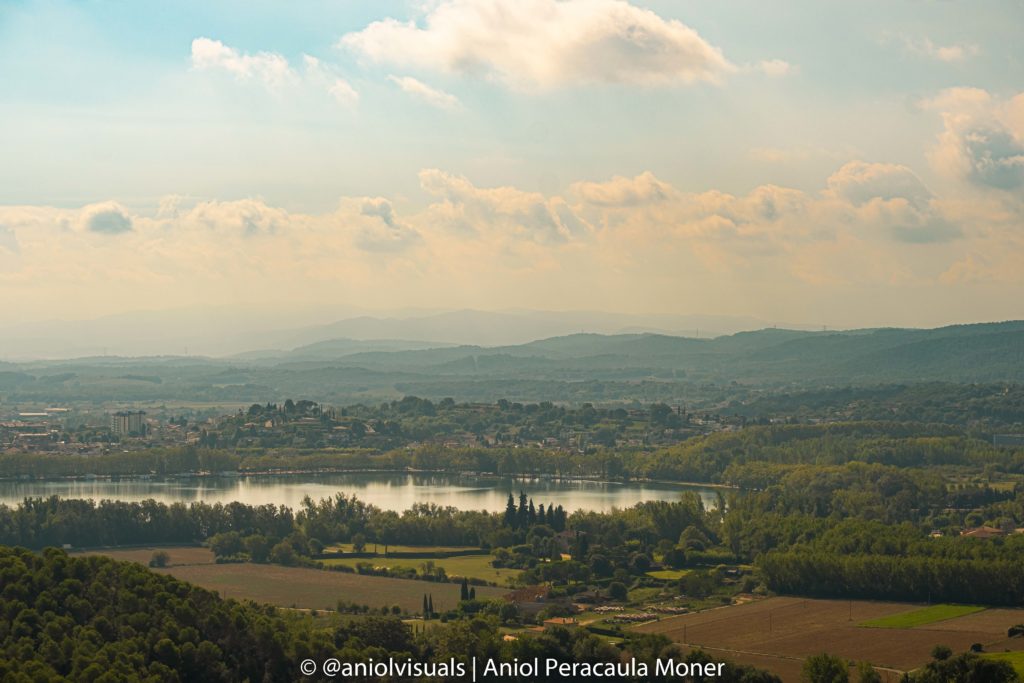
[634,597,1024,679]
[646,569,690,580]
[152,563,506,612]
[860,604,986,629]
[982,652,1024,676]
[319,554,519,585]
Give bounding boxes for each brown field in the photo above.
[634,597,1024,679]
[78,546,215,566]
[922,608,1024,633]
[150,562,506,613]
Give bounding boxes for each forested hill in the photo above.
[318,321,1024,383]
[1,321,1022,404]
[0,547,314,680]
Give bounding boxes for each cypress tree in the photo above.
[504,494,517,528]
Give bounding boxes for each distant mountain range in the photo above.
[1,320,1022,405]
[258,321,1024,384]
[0,308,789,359]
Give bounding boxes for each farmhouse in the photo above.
[505,584,554,617]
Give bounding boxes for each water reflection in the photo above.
[0,473,720,513]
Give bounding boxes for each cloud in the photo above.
[191,38,296,89]
[328,79,360,105]
[304,55,360,105]
[388,75,460,110]
[755,59,794,78]
[80,202,134,235]
[340,0,734,90]
[824,161,958,243]
[346,197,422,252]
[0,225,19,254]
[825,161,932,207]
[902,36,978,63]
[940,253,992,284]
[572,171,673,206]
[191,39,359,104]
[186,199,294,237]
[419,168,591,243]
[2,153,1018,322]
[926,88,1024,192]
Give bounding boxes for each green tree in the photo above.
[855,661,881,683]
[149,550,170,567]
[801,653,849,683]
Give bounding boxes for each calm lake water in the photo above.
[0,473,720,513]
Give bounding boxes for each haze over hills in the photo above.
[0,308,788,359]
[0,320,1021,406]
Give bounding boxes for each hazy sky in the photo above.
[1,0,1022,329]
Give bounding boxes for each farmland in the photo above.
[319,554,519,585]
[78,546,215,566]
[860,604,986,629]
[633,597,1024,679]
[149,562,507,613]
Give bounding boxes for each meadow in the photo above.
[860,604,986,629]
[319,554,519,585]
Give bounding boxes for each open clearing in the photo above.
[633,596,1024,677]
[860,604,985,629]
[151,562,506,613]
[646,569,689,580]
[319,554,518,585]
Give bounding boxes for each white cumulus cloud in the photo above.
[925,88,1024,192]
[191,38,296,89]
[191,39,359,104]
[340,0,734,90]
[388,76,460,110]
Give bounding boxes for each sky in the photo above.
[0,0,1022,330]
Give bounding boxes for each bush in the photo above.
[149,551,170,568]
[801,653,849,683]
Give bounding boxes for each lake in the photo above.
[0,472,721,512]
